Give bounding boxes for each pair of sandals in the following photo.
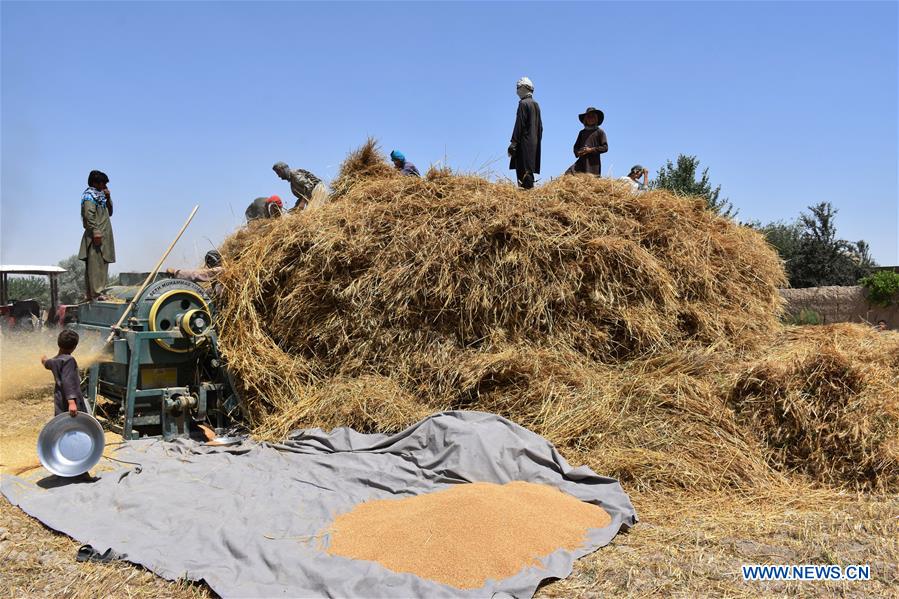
[76,544,124,563]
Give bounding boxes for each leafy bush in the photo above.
[860,270,899,307]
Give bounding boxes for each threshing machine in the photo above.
[74,276,240,440]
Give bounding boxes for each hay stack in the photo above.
[731,324,899,491]
[216,141,793,490]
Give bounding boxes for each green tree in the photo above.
[5,276,50,304]
[651,154,735,217]
[789,202,875,288]
[55,254,119,302]
[754,220,803,263]
[850,240,876,272]
[57,254,86,304]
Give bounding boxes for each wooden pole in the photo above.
[105,205,199,343]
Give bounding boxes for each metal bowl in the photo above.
[204,436,242,447]
[37,413,105,477]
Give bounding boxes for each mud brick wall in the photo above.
[779,286,899,328]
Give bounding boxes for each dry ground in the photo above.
[2,387,896,598]
[541,490,898,598]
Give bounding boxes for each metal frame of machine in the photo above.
[75,277,240,440]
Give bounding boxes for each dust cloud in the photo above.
[0,329,109,401]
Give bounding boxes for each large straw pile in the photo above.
[216,141,897,492]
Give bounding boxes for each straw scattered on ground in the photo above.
[540,485,899,599]
[730,323,899,491]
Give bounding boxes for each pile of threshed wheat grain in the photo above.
[323,481,612,589]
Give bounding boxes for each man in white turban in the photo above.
[507,77,543,189]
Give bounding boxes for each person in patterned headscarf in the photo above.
[272,161,324,210]
[77,170,115,301]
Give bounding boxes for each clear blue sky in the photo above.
[2,1,897,271]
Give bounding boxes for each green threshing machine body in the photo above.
[74,277,240,440]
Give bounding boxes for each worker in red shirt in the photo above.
[245,195,284,222]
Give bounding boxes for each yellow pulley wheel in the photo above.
[180,309,211,338]
[148,289,210,353]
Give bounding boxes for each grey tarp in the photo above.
[1,411,637,598]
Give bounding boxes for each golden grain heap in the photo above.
[324,481,612,589]
[216,141,898,492]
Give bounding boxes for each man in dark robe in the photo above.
[508,77,543,189]
[568,107,608,176]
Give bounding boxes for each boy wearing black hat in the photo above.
[40,329,86,417]
[568,107,608,176]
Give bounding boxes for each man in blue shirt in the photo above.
[390,150,421,177]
